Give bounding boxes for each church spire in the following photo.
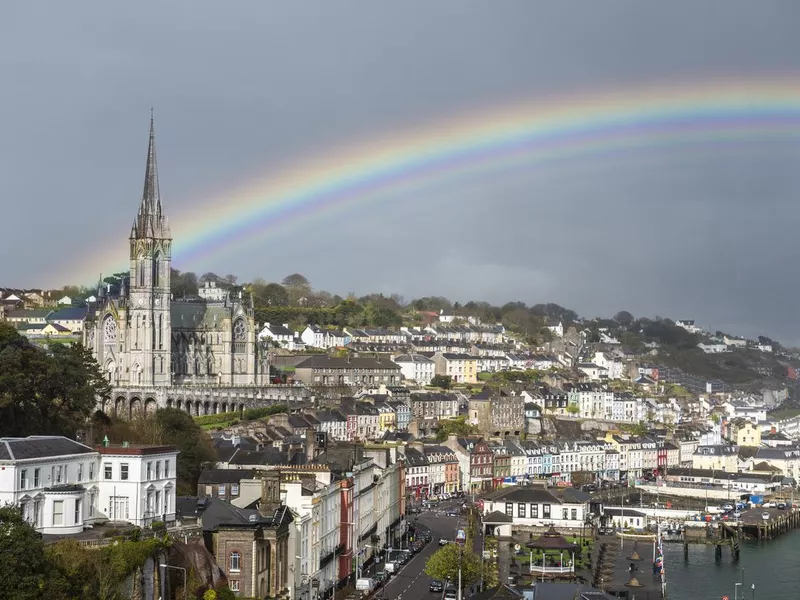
[140,108,161,219]
[132,110,170,239]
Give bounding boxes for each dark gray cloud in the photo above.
[2,1,800,342]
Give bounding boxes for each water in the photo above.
[663,531,800,600]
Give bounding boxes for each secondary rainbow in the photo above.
[69,76,800,283]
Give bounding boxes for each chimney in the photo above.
[305,428,316,462]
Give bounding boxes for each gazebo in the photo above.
[526,525,578,577]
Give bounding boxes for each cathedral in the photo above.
[84,117,277,408]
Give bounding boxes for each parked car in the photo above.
[762,512,771,521]
[777,502,787,510]
[722,504,734,512]
[444,586,457,600]
[732,511,742,519]
[439,539,450,546]
[430,580,444,593]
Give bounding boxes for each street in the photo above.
[378,501,475,600]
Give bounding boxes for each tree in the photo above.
[0,324,110,438]
[435,416,477,441]
[430,375,452,389]
[258,283,290,306]
[613,311,635,327]
[171,269,199,297]
[282,273,309,288]
[97,408,217,494]
[424,544,483,590]
[0,505,54,599]
[566,404,580,415]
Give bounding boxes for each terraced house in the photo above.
[293,355,401,387]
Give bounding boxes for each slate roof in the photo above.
[48,307,88,321]
[393,353,434,363]
[176,496,292,531]
[489,487,560,504]
[482,510,513,523]
[294,355,400,370]
[171,303,232,330]
[198,469,257,484]
[7,309,52,319]
[0,436,94,461]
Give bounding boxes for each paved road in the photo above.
[379,503,468,600]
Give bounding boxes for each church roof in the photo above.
[171,303,232,330]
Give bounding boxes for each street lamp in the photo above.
[159,563,187,600]
[734,582,742,600]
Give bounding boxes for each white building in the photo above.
[285,477,341,600]
[481,486,590,535]
[392,353,435,386]
[592,352,625,380]
[0,436,178,535]
[97,442,179,527]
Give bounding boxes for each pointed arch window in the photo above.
[152,251,160,288]
[103,316,117,347]
[135,251,144,287]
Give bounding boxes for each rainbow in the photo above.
[66,76,800,284]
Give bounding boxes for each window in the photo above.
[34,468,40,487]
[218,485,226,497]
[156,461,161,479]
[120,464,129,480]
[89,463,94,480]
[205,485,213,495]
[89,493,96,517]
[231,483,240,496]
[563,508,568,520]
[74,500,81,524]
[155,491,161,514]
[230,551,241,572]
[53,500,64,526]
[56,466,63,484]
[530,503,538,518]
[164,460,170,478]
[229,580,240,592]
[571,509,577,521]
[147,462,153,481]
[77,463,83,483]
[33,500,41,526]
[543,504,551,518]
[517,503,526,518]
[19,469,27,490]
[504,502,513,517]
[104,463,112,480]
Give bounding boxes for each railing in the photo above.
[529,564,575,574]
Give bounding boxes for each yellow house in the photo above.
[691,445,739,472]
[727,418,761,447]
[433,352,478,384]
[376,403,397,432]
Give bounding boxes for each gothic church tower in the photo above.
[127,114,172,386]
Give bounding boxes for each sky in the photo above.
[2,2,800,343]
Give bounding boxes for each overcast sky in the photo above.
[3,2,800,342]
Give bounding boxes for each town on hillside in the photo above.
[3,121,800,600]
